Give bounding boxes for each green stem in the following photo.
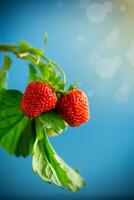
[0,44,66,84]
[30,49,66,84]
[0,45,19,54]
[51,61,66,84]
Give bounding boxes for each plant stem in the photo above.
[0,44,66,84]
[34,51,66,84]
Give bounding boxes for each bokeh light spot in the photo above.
[86,2,112,23]
[77,35,85,43]
[114,84,129,103]
[120,5,126,12]
[103,1,113,12]
[106,30,119,48]
[95,56,122,78]
[87,90,94,97]
[126,43,134,67]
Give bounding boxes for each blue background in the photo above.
[0,0,134,199]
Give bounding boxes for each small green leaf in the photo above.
[0,89,35,157]
[37,62,52,82]
[36,62,65,92]
[19,40,30,50]
[31,48,44,56]
[29,64,40,82]
[32,125,85,191]
[39,110,67,136]
[69,81,81,91]
[0,56,12,88]
[44,32,48,46]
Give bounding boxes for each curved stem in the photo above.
[0,45,19,54]
[31,50,66,84]
[51,61,66,84]
[0,44,66,84]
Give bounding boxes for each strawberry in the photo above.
[21,81,57,118]
[56,89,90,127]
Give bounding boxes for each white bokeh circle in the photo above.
[95,56,122,78]
[103,1,113,12]
[114,84,129,103]
[120,5,126,12]
[86,1,112,23]
[87,90,94,97]
[77,35,85,43]
[126,43,134,67]
[106,30,119,48]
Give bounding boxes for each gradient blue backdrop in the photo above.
[0,0,134,199]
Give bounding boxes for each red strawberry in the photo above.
[56,89,90,127]
[21,81,57,118]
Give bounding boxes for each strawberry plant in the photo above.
[0,34,90,192]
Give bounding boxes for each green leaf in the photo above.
[14,119,36,157]
[0,56,12,88]
[31,48,44,56]
[19,40,30,50]
[37,62,52,81]
[28,64,40,82]
[44,32,48,46]
[38,110,67,136]
[69,81,81,90]
[0,89,35,157]
[32,124,85,191]
[37,62,65,92]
